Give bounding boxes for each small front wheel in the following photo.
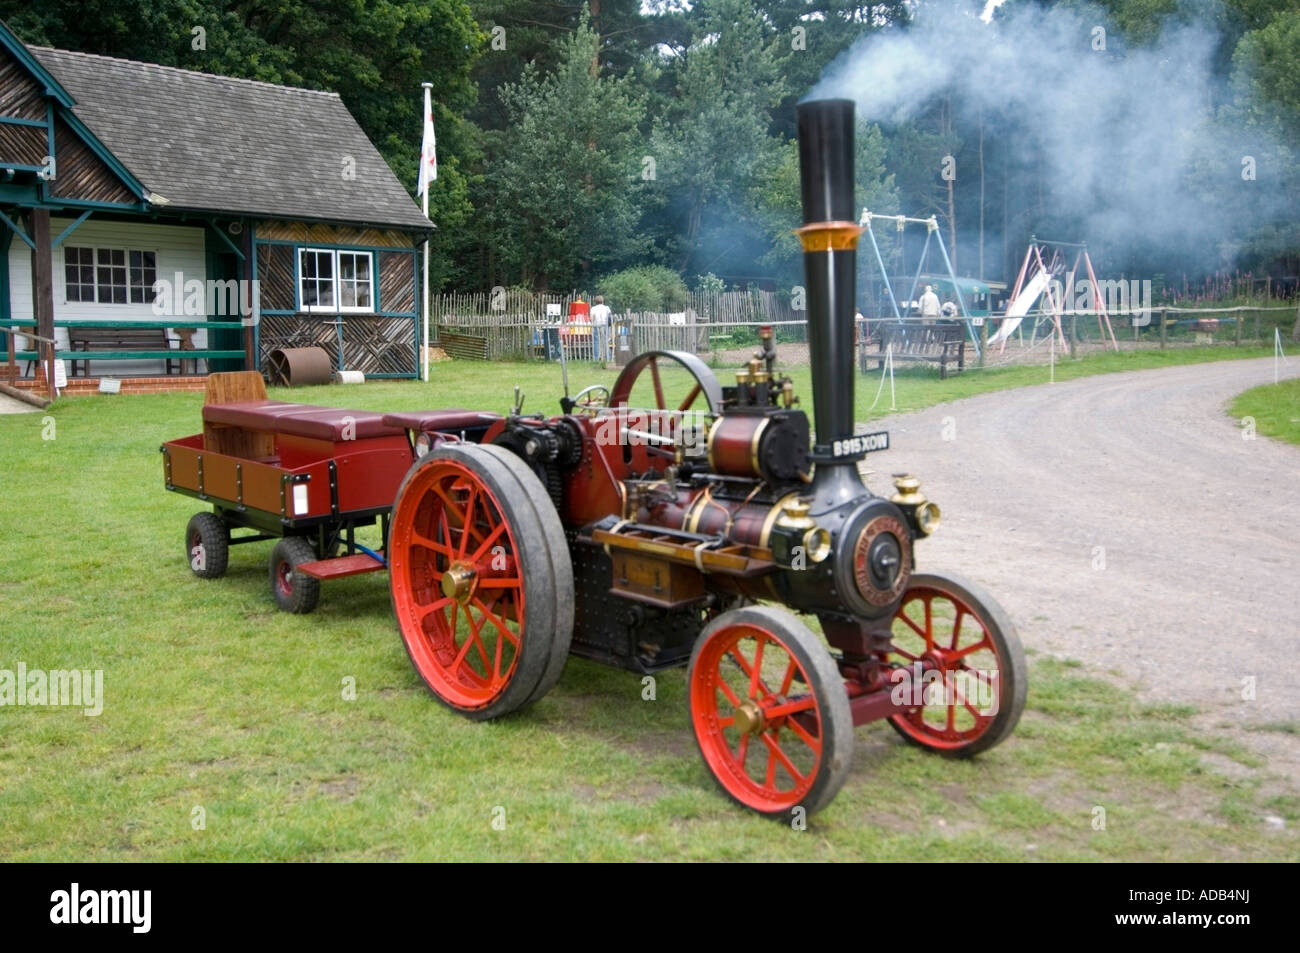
[688,605,853,818]
[186,512,229,579]
[269,536,321,614]
[885,572,1026,756]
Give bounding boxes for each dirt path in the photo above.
[863,357,1300,771]
[0,392,38,414]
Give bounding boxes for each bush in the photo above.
[598,265,688,313]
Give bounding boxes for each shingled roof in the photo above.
[32,47,431,231]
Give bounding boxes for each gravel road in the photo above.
[862,357,1299,751]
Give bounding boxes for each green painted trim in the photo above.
[0,22,76,107]
[14,350,246,361]
[45,102,54,171]
[0,209,34,250]
[0,183,39,204]
[50,209,93,249]
[412,246,421,374]
[0,115,47,128]
[258,310,416,319]
[5,319,246,329]
[38,196,142,212]
[253,238,418,254]
[207,223,245,261]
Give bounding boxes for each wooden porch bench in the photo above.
[68,326,179,377]
[866,322,968,379]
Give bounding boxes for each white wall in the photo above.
[8,217,209,372]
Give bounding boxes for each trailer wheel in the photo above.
[269,536,321,614]
[689,606,853,819]
[388,444,571,720]
[884,572,1026,756]
[186,512,229,579]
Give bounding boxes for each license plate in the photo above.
[832,431,889,457]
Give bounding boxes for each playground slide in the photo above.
[989,269,1052,345]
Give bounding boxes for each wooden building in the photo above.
[0,19,431,388]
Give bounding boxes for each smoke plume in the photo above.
[809,0,1285,273]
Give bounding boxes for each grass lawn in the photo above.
[1230,378,1300,447]
[0,344,1295,860]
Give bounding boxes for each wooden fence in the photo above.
[432,289,805,361]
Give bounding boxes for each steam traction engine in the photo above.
[386,100,1026,817]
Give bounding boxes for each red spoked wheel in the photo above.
[688,606,853,818]
[885,572,1026,756]
[388,444,572,720]
[608,350,722,455]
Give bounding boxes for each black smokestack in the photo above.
[796,99,860,488]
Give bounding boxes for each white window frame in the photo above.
[298,247,375,314]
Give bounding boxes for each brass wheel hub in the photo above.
[733,700,766,735]
[440,562,477,603]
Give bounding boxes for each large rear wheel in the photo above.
[388,444,572,720]
[688,605,853,818]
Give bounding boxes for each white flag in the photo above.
[417,85,437,196]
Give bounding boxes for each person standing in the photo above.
[919,284,941,324]
[590,295,612,363]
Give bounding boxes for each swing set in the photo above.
[858,209,982,358]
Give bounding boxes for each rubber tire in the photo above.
[269,536,321,614]
[474,443,574,707]
[887,572,1027,757]
[388,444,566,720]
[186,512,229,579]
[688,605,854,819]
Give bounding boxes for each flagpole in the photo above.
[421,82,432,383]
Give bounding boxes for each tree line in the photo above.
[5,0,1297,306]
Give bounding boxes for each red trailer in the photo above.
[161,371,498,612]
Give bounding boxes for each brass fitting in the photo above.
[891,474,941,536]
[891,474,926,506]
[776,500,831,563]
[776,499,814,530]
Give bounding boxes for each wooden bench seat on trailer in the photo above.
[201,402,405,442]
